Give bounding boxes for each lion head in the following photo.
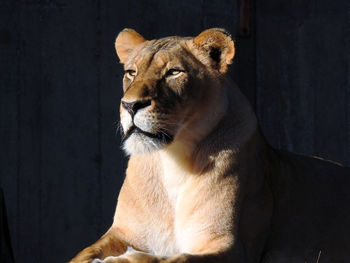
[115,28,235,155]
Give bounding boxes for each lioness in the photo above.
[70,28,350,263]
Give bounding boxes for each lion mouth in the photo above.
[122,125,173,143]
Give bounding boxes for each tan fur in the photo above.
[70,29,350,263]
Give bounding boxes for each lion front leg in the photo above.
[69,229,128,263]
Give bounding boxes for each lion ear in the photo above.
[115,28,145,63]
[193,28,235,73]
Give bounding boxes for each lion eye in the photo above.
[166,69,183,77]
[125,70,136,79]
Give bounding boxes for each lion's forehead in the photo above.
[128,39,188,72]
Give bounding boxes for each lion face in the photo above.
[115,29,235,155]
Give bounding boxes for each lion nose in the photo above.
[121,100,151,116]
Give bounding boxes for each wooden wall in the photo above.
[256,0,350,164]
[0,0,348,262]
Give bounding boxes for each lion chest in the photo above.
[118,182,180,256]
[140,215,179,256]
[161,158,189,205]
[121,151,218,256]
[146,165,190,255]
[137,158,194,255]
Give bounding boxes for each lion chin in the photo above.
[123,133,161,155]
[122,131,171,155]
[122,125,174,155]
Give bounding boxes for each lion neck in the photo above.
[159,78,258,175]
[155,79,259,205]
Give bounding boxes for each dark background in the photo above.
[0,0,349,262]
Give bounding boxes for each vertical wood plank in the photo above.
[347,1,350,165]
[16,2,43,261]
[0,0,19,260]
[37,1,102,262]
[232,0,256,106]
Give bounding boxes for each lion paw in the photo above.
[91,256,129,263]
